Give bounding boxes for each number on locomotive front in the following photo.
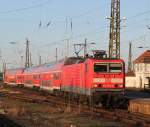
[93,62,125,90]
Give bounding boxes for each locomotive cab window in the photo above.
[94,64,108,73]
[109,63,122,73]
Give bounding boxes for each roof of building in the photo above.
[134,50,150,64]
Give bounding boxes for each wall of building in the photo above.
[126,63,150,89]
[126,76,136,88]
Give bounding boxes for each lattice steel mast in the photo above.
[128,42,132,72]
[109,0,120,59]
[25,39,30,68]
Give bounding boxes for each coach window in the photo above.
[33,75,36,79]
[17,76,22,79]
[94,64,108,73]
[53,73,59,80]
[109,63,122,73]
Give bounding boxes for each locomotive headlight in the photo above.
[94,84,98,88]
[93,84,103,88]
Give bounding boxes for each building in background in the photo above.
[126,50,150,89]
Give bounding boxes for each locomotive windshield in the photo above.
[94,64,107,73]
[94,63,122,73]
[109,63,122,73]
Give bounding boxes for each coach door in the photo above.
[53,72,60,90]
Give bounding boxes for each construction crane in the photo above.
[109,0,120,59]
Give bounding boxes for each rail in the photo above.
[0,86,149,127]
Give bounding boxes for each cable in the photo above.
[0,0,52,14]
[40,25,107,48]
[72,2,109,19]
[127,9,150,20]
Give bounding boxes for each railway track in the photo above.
[0,85,150,127]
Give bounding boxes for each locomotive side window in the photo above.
[94,64,108,73]
[17,76,22,79]
[109,63,122,73]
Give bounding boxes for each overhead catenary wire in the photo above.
[71,2,110,19]
[127,9,150,20]
[38,2,150,49]
[40,25,107,48]
[3,1,150,64]
[0,0,52,14]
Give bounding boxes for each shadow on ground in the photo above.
[0,114,23,127]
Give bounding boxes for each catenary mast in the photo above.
[109,0,120,59]
[25,39,30,68]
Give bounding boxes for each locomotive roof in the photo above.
[63,57,124,65]
[64,57,85,65]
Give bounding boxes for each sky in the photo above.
[0,0,150,70]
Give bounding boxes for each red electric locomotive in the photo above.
[61,51,125,107]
